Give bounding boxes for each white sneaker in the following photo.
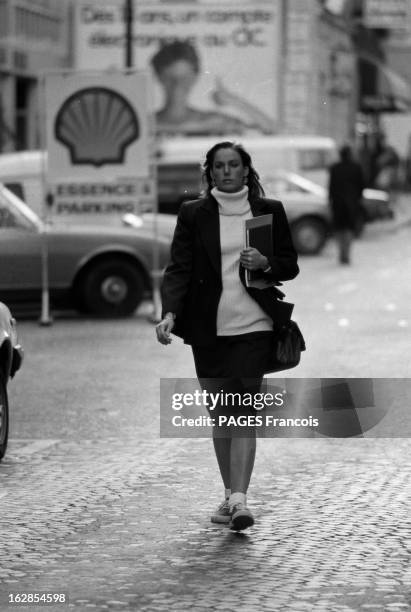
[211,500,231,524]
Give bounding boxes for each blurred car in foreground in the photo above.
[0,302,23,461]
[0,184,171,316]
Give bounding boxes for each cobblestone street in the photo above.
[2,0,411,607]
[1,215,411,611]
[1,436,411,611]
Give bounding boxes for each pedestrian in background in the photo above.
[328,144,365,265]
[156,141,298,530]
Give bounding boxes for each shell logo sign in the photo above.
[45,71,155,218]
[54,87,140,168]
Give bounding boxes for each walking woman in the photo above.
[156,141,299,530]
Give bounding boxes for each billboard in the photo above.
[364,0,410,29]
[45,71,156,216]
[74,0,281,136]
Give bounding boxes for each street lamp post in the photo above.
[124,0,160,320]
[125,0,134,69]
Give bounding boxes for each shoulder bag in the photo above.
[264,299,306,374]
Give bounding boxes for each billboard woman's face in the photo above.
[157,60,197,100]
[211,148,249,193]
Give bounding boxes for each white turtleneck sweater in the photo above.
[211,186,273,336]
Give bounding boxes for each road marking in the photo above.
[8,439,60,457]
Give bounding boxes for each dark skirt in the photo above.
[192,332,273,436]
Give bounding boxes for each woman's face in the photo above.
[157,60,197,101]
[211,148,249,193]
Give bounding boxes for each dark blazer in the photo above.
[161,195,299,346]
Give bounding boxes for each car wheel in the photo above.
[291,218,328,255]
[0,373,9,462]
[80,259,145,317]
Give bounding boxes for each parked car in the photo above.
[157,166,393,255]
[263,171,393,254]
[0,184,172,316]
[0,302,23,461]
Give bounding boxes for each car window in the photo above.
[157,163,203,214]
[4,182,25,201]
[0,203,18,227]
[285,179,311,194]
[270,178,288,193]
[298,149,333,171]
[158,163,202,194]
[0,190,34,230]
[267,177,307,194]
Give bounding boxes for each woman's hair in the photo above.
[151,40,200,75]
[203,141,265,201]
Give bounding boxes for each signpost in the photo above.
[125,0,134,68]
[39,75,52,326]
[45,70,154,222]
[43,69,159,321]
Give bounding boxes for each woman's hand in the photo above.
[240,247,269,271]
[212,76,237,107]
[211,76,275,134]
[156,314,175,345]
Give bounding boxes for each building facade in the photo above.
[71,0,359,143]
[280,0,357,143]
[0,0,70,151]
[1,0,409,152]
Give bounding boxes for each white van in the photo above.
[0,135,337,221]
[154,135,337,217]
[156,134,337,185]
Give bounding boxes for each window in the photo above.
[4,182,25,201]
[0,203,18,227]
[15,78,31,151]
[298,149,333,171]
[265,176,310,196]
[268,178,289,193]
[14,4,61,41]
[157,163,203,214]
[0,1,8,35]
[0,190,35,230]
